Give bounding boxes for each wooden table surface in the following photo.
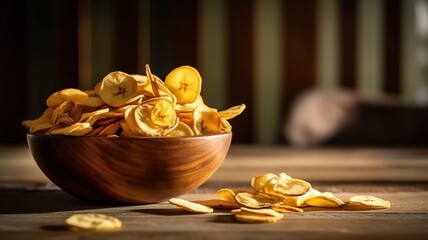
[1,145,428,239]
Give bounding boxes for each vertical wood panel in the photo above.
[227,0,254,143]
[317,0,339,89]
[253,0,282,144]
[198,0,228,110]
[27,0,56,118]
[282,0,317,111]
[401,0,419,103]
[357,0,383,97]
[137,0,151,74]
[53,0,79,90]
[91,0,114,84]
[383,0,401,94]
[113,0,139,73]
[339,0,357,88]
[78,0,92,90]
[0,0,28,143]
[150,0,198,79]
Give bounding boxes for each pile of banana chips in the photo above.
[169,172,391,223]
[23,65,245,137]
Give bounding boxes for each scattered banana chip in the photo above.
[66,213,122,231]
[234,192,276,209]
[168,198,214,213]
[272,204,304,213]
[304,193,345,208]
[349,195,391,209]
[232,208,281,223]
[163,172,391,225]
[194,199,241,209]
[23,64,245,137]
[237,207,284,219]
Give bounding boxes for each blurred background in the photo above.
[1,0,427,145]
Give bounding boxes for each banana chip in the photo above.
[66,213,122,231]
[272,204,304,213]
[349,195,391,209]
[194,199,240,209]
[234,192,276,209]
[165,65,202,104]
[150,99,176,127]
[166,122,194,137]
[304,193,344,207]
[100,71,138,107]
[49,123,92,136]
[193,106,221,135]
[232,209,281,223]
[236,207,284,219]
[217,188,237,202]
[219,104,246,120]
[23,64,245,137]
[168,198,214,213]
[46,88,89,107]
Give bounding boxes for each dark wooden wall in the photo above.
[0,0,405,144]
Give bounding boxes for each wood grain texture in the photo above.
[0,191,427,239]
[26,133,232,203]
[339,0,357,88]
[1,146,428,239]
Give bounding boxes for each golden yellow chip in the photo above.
[219,104,246,120]
[251,173,278,192]
[24,64,246,137]
[49,122,92,136]
[273,178,312,196]
[165,65,202,104]
[99,71,138,107]
[194,199,240,209]
[166,121,194,137]
[168,198,214,213]
[193,106,221,135]
[295,188,322,207]
[237,207,284,219]
[66,213,122,231]
[97,122,121,136]
[349,195,391,209]
[233,212,280,223]
[51,100,74,124]
[78,96,104,107]
[132,105,178,137]
[234,192,276,209]
[46,88,89,107]
[217,188,238,202]
[272,204,304,213]
[304,193,344,208]
[150,99,176,127]
[22,108,56,133]
[85,125,107,137]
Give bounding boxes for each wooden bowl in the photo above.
[26,133,232,204]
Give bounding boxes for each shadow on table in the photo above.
[0,190,116,214]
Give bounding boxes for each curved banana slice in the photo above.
[166,121,194,137]
[46,88,90,107]
[100,71,138,107]
[219,104,246,120]
[49,122,92,136]
[138,70,177,104]
[150,99,177,127]
[165,66,202,104]
[133,105,179,137]
[193,106,221,135]
[22,108,56,133]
